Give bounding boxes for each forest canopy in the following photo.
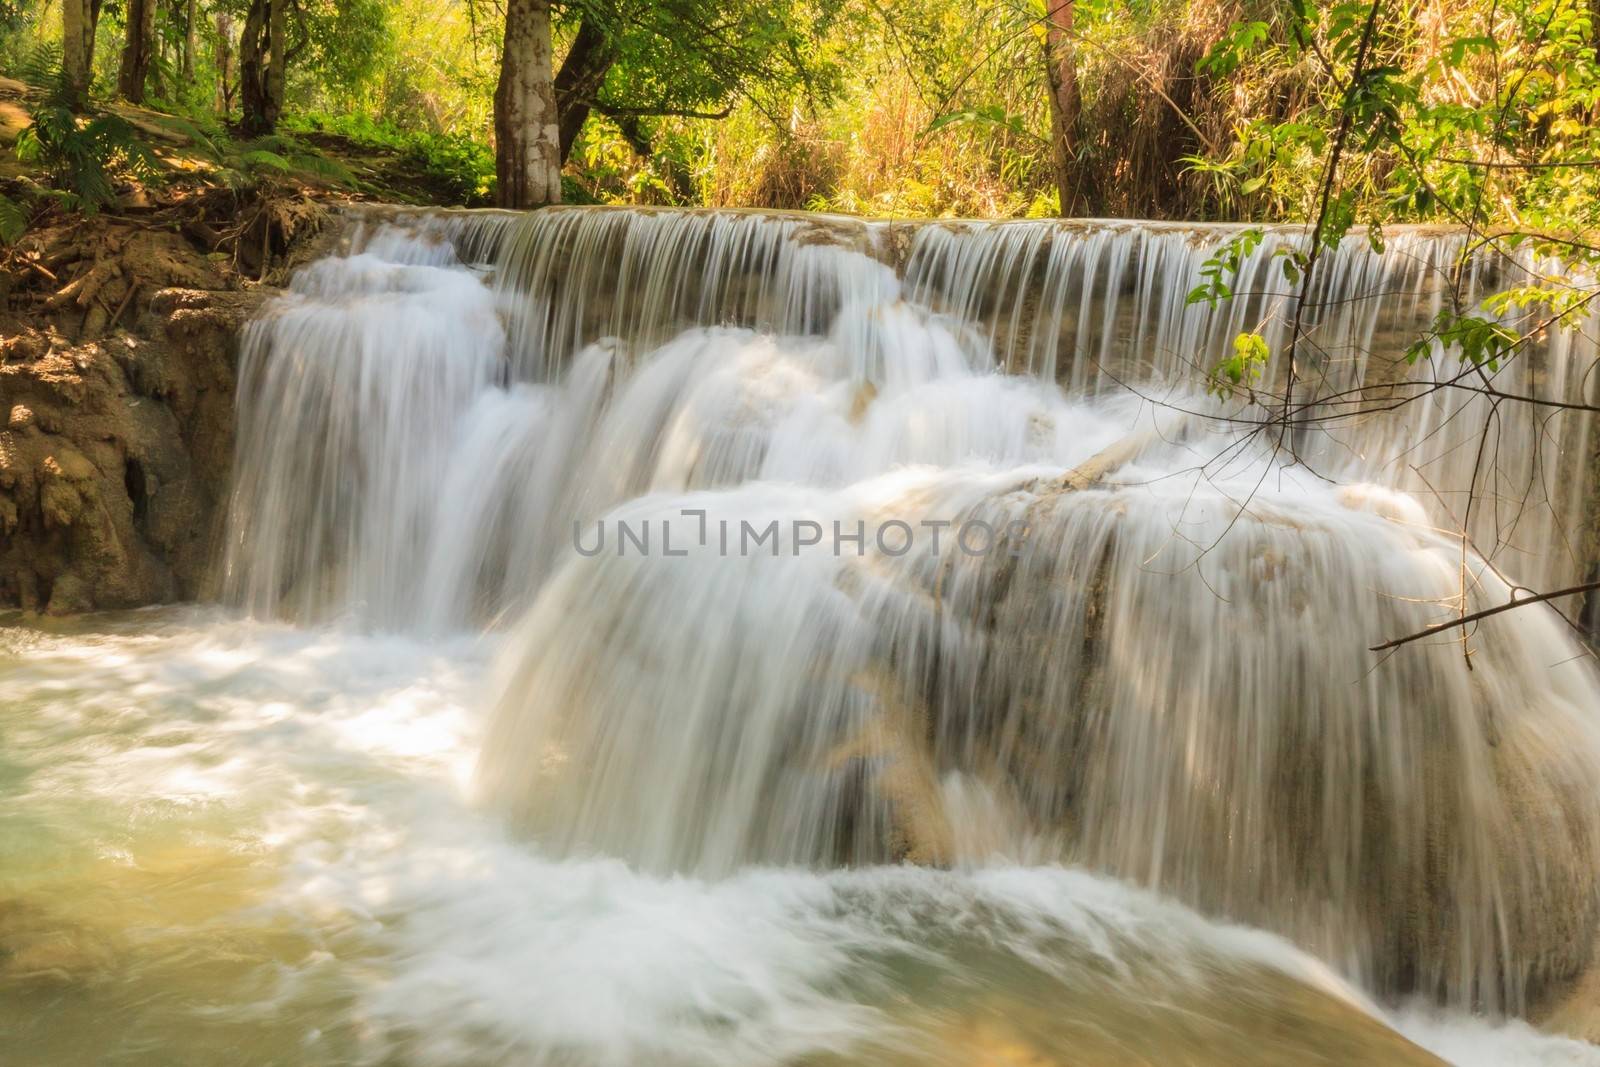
[0,0,1598,230]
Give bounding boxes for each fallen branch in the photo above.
[1032,416,1190,494]
[1369,579,1600,652]
[44,258,121,310]
[108,282,140,331]
[23,258,58,284]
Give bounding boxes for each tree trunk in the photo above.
[117,0,158,103]
[215,13,235,115]
[184,0,198,81]
[494,0,562,208]
[61,0,99,110]
[265,0,287,124]
[554,14,617,165]
[1043,0,1084,216]
[239,0,267,130]
[239,0,287,135]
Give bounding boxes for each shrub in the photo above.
[16,99,161,214]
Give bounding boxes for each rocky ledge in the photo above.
[0,189,331,613]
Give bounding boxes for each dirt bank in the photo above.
[0,186,332,613]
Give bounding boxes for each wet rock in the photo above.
[0,190,343,613]
[44,573,90,615]
[0,295,263,610]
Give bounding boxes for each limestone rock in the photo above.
[0,298,264,610]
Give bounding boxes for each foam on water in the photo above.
[2,611,1592,1066]
[215,212,1600,1017]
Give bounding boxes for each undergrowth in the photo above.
[286,113,495,206]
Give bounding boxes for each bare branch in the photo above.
[1369,580,1600,651]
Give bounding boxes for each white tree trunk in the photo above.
[494,0,562,208]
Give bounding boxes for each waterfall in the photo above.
[223,205,1600,1019]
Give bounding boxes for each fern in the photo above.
[10,40,62,88]
[16,103,162,215]
[0,193,26,245]
[284,151,356,186]
[238,137,355,187]
[240,148,295,172]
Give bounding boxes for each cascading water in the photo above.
[13,205,1600,1065]
[228,209,1600,627]
[230,206,1600,1012]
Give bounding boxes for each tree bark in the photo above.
[554,14,617,165]
[61,0,99,110]
[215,13,235,115]
[495,0,562,208]
[264,0,287,124]
[117,0,158,103]
[184,0,198,81]
[239,0,287,135]
[1043,0,1084,216]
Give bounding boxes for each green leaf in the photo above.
[0,193,26,245]
[1418,310,1520,370]
[1208,331,1271,396]
[240,149,295,172]
[925,105,1033,141]
[1442,35,1497,66]
[1197,20,1270,77]
[1187,229,1263,308]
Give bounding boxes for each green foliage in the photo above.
[1186,228,1263,308]
[1406,311,1520,370]
[1187,0,1600,382]
[1406,285,1595,371]
[15,96,162,214]
[400,133,493,204]
[1208,331,1271,397]
[115,109,356,192]
[567,113,698,205]
[1272,245,1307,285]
[1482,284,1596,324]
[4,38,62,88]
[0,192,27,245]
[573,0,847,128]
[224,136,354,190]
[296,0,393,94]
[1196,20,1269,78]
[926,106,1041,143]
[287,113,494,204]
[0,0,29,31]
[691,0,1054,215]
[2,0,1595,242]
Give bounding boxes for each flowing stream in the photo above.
[7,207,1600,1065]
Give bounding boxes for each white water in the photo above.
[2,611,1595,1066]
[10,206,1600,1063]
